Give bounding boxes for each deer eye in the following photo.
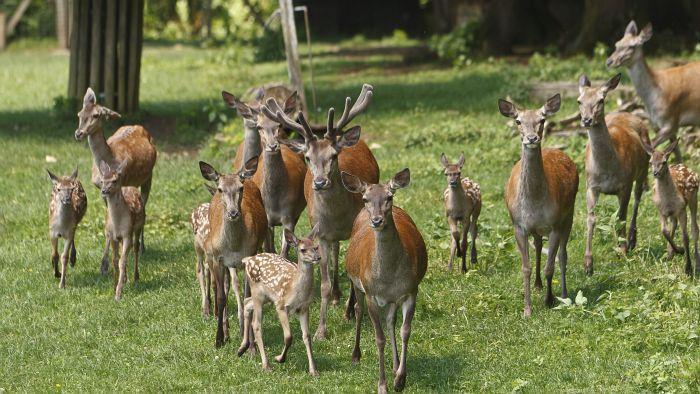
[577,100,582,105]
[92,113,100,119]
[217,188,222,193]
[387,195,393,201]
[300,248,306,253]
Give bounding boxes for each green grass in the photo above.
[0,41,698,392]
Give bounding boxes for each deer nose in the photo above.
[527,135,538,144]
[449,179,460,187]
[313,177,329,190]
[226,210,240,220]
[101,188,109,196]
[653,170,659,177]
[75,129,85,140]
[268,142,279,151]
[605,58,614,68]
[370,216,384,228]
[582,118,593,127]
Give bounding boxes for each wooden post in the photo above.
[117,0,129,112]
[104,0,117,108]
[75,0,91,98]
[89,0,104,94]
[278,0,306,112]
[0,13,6,51]
[56,0,70,49]
[127,0,144,112]
[67,0,80,97]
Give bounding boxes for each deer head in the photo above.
[98,160,127,197]
[498,94,561,149]
[606,21,653,69]
[75,88,121,141]
[222,90,297,154]
[48,168,79,205]
[577,73,621,127]
[642,139,678,178]
[440,152,465,188]
[341,168,410,230]
[263,84,373,190]
[284,225,321,264]
[199,156,258,221]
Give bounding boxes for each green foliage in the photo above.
[429,20,483,65]
[251,26,285,62]
[0,0,55,39]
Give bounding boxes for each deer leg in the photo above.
[385,302,399,374]
[351,285,364,364]
[229,267,244,337]
[59,236,73,289]
[100,233,111,276]
[544,231,561,308]
[115,238,132,301]
[51,237,60,278]
[663,216,684,256]
[280,218,297,259]
[617,188,632,253]
[689,191,700,277]
[469,211,479,267]
[222,268,231,343]
[331,241,342,305]
[448,218,459,271]
[70,239,77,267]
[251,299,270,371]
[627,179,645,251]
[533,235,543,291]
[315,240,331,341]
[344,283,356,321]
[196,249,209,317]
[213,262,227,348]
[680,211,693,276]
[237,297,253,356]
[111,240,120,288]
[394,294,416,392]
[299,308,319,377]
[558,214,573,300]
[139,176,152,254]
[275,306,292,363]
[460,218,470,273]
[263,227,275,253]
[584,188,600,276]
[366,298,387,394]
[133,232,141,285]
[514,227,532,317]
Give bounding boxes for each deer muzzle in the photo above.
[312,177,330,190]
[226,210,241,221]
[370,216,384,228]
[75,129,86,140]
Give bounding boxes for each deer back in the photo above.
[346,206,427,293]
[91,125,157,188]
[598,112,649,181]
[656,62,700,124]
[252,145,307,206]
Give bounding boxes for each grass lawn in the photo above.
[0,41,698,392]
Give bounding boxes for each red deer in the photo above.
[75,88,157,274]
[261,84,379,340]
[607,21,700,160]
[499,94,579,317]
[578,74,650,276]
[342,168,427,393]
[440,152,481,272]
[47,168,87,289]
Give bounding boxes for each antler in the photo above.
[260,96,314,140]
[326,83,373,139]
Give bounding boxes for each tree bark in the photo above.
[279,0,306,112]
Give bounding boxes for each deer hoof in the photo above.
[393,373,406,392]
[309,369,319,378]
[313,327,326,341]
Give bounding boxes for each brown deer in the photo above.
[440,152,481,272]
[578,74,650,276]
[98,161,145,301]
[222,84,298,170]
[607,21,700,160]
[642,140,700,277]
[75,88,157,274]
[261,84,379,340]
[499,94,579,317]
[237,226,321,376]
[342,168,427,393]
[190,184,216,317]
[48,168,87,289]
[199,158,268,348]
[224,93,307,257]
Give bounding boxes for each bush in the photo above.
[428,20,483,65]
[251,26,285,62]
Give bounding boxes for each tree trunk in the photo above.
[279,0,306,112]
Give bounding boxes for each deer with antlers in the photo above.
[48,168,87,289]
[75,88,157,275]
[440,152,481,272]
[643,140,700,277]
[261,84,380,340]
[499,94,579,317]
[223,91,307,257]
[578,73,650,276]
[342,168,427,393]
[199,158,268,348]
[607,21,700,161]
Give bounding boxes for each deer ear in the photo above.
[240,155,259,179]
[100,106,121,120]
[439,153,449,168]
[222,91,257,120]
[252,87,265,102]
[389,168,410,191]
[279,138,306,153]
[199,161,220,182]
[340,171,366,194]
[204,183,217,196]
[283,92,298,115]
[602,73,622,94]
[639,23,653,43]
[99,160,111,176]
[498,99,517,119]
[308,224,320,240]
[47,169,59,184]
[84,87,97,107]
[283,229,299,248]
[542,94,561,117]
[336,126,361,149]
[457,152,465,168]
[625,20,638,36]
[70,167,79,180]
[578,74,591,95]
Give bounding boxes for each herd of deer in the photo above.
[44,21,700,392]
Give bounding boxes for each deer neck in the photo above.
[243,125,261,164]
[293,262,315,293]
[445,184,468,212]
[587,116,621,167]
[518,146,549,203]
[217,211,244,247]
[263,150,288,193]
[654,166,676,197]
[372,214,406,276]
[628,51,660,117]
[105,189,128,227]
[87,125,116,168]
[313,164,353,208]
